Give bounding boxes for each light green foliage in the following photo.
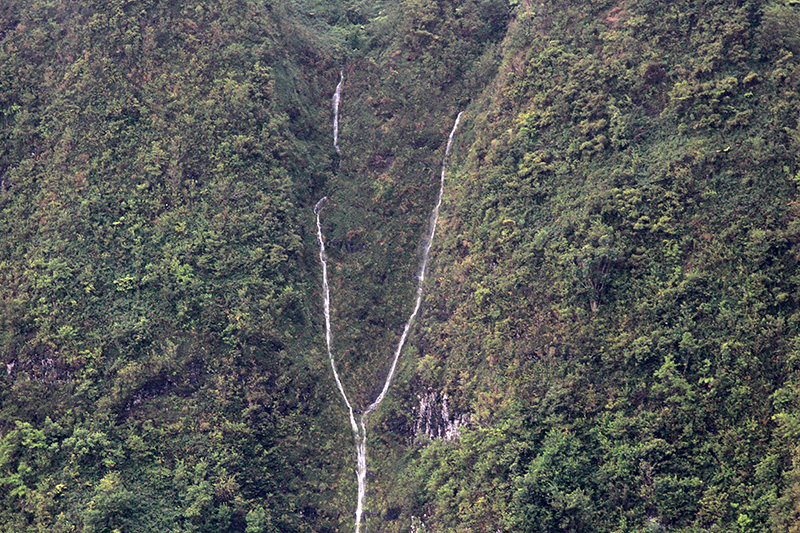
[0,0,345,530]
[2,0,800,532]
[405,0,800,531]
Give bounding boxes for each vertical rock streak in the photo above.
[315,73,462,533]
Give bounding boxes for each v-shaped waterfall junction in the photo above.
[315,71,462,533]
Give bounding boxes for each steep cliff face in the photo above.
[0,1,343,531]
[2,1,800,532]
[398,2,800,532]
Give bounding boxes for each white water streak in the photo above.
[355,418,367,532]
[363,111,462,417]
[333,71,343,156]
[316,108,463,533]
[315,197,359,436]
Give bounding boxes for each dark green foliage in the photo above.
[2,0,800,532]
[0,0,347,531]
[402,1,800,532]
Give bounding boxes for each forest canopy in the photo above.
[2,0,800,532]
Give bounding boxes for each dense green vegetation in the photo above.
[0,1,348,531]
[2,0,800,532]
[403,1,800,532]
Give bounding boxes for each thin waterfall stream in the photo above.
[333,71,343,157]
[316,72,462,533]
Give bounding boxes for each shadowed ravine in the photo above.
[315,73,462,533]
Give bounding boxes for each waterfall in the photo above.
[315,72,463,533]
[333,71,343,156]
[362,111,462,417]
[315,197,359,437]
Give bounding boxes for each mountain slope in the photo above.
[0,1,344,531]
[399,1,800,531]
[2,1,800,533]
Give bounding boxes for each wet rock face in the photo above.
[4,356,72,384]
[413,389,469,441]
